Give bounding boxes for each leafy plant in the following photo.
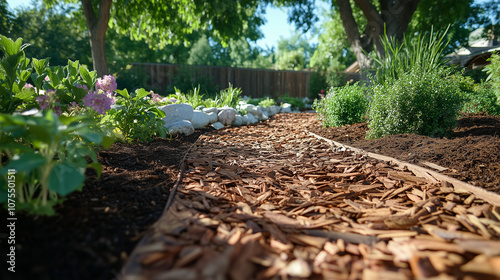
[367,66,463,139]
[0,110,113,215]
[370,27,449,85]
[258,97,276,108]
[214,84,242,108]
[0,36,35,114]
[484,52,500,105]
[103,88,167,142]
[278,94,305,110]
[461,83,500,115]
[313,82,368,127]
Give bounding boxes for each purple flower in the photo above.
[83,91,115,115]
[36,89,56,110]
[44,76,50,82]
[76,84,89,91]
[24,83,34,90]
[96,75,117,93]
[150,91,162,103]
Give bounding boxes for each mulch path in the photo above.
[1,112,499,280]
[122,113,500,279]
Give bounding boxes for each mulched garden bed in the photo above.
[308,112,500,193]
[1,112,498,280]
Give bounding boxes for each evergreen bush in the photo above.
[367,66,463,139]
[313,82,368,127]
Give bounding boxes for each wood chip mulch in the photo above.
[121,115,500,280]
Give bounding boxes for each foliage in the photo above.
[0,110,113,215]
[102,88,167,142]
[215,84,242,108]
[8,1,92,68]
[275,32,315,71]
[370,28,449,86]
[461,83,500,115]
[0,35,35,114]
[406,0,494,53]
[484,53,500,105]
[313,82,368,127]
[278,94,305,110]
[310,8,357,71]
[258,97,276,108]
[367,66,463,139]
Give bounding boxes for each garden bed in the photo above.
[308,112,500,193]
[2,112,499,280]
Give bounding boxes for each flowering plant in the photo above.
[102,88,167,142]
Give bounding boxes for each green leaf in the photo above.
[0,152,46,175]
[135,88,149,99]
[0,36,23,56]
[116,88,130,99]
[48,162,84,196]
[101,135,115,149]
[87,162,102,178]
[32,58,49,75]
[79,65,94,88]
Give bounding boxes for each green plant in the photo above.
[484,52,500,105]
[313,82,368,127]
[370,27,449,85]
[367,66,463,139]
[279,94,305,110]
[258,97,275,108]
[461,83,500,115]
[0,36,36,114]
[103,88,167,142]
[184,86,207,109]
[214,84,242,108]
[0,110,113,215]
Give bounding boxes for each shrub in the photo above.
[313,82,368,127]
[0,110,113,215]
[484,52,500,105]
[102,88,167,142]
[367,66,463,139]
[371,27,449,86]
[461,83,500,115]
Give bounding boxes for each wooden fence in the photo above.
[132,63,314,98]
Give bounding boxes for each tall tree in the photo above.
[335,0,420,69]
[45,0,269,76]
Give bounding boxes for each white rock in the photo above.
[246,104,263,119]
[280,103,292,113]
[159,103,193,127]
[245,113,258,124]
[240,115,248,125]
[166,120,194,136]
[232,115,243,126]
[218,108,237,125]
[202,107,218,114]
[211,122,225,130]
[206,112,218,123]
[261,111,269,121]
[268,105,281,116]
[190,110,210,129]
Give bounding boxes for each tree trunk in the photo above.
[337,0,420,70]
[81,0,112,77]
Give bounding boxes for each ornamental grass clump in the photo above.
[313,82,368,127]
[367,66,463,139]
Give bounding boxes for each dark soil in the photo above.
[1,128,212,280]
[1,112,498,280]
[308,112,500,193]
